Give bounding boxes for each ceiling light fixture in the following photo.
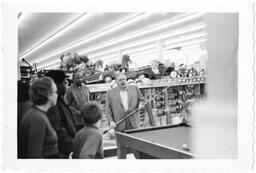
[83,24,207,59]
[40,23,206,67]
[19,13,90,60]
[35,13,203,65]
[32,13,148,64]
[78,13,204,56]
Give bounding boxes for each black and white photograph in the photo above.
[1,0,255,172]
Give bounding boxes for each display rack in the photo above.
[89,76,206,134]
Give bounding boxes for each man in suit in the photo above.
[65,71,90,131]
[46,70,77,158]
[105,73,155,159]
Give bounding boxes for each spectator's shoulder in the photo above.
[81,126,102,138]
[26,109,46,126]
[91,128,102,139]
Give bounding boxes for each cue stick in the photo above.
[102,84,174,135]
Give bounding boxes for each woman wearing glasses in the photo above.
[18,77,59,158]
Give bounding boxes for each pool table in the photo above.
[115,123,194,159]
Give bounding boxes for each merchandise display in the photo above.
[89,76,206,134]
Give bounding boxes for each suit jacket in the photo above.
[47,96,76,157]
[65,84,90,126]
[105,85,144,131]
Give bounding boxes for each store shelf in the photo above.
[90,75,206,133]
[88,76,206,93]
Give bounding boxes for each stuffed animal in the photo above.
[59,53,89,71]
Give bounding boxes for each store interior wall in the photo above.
[192,13,238,158]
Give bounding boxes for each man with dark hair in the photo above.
[66,71,90,131]
[46,70,76,158]
[72,102,103,159]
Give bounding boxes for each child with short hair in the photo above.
[72,102,104,159]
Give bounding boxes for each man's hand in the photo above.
[103,121,116,135]
[138,103,145,110]
[109,121,117,129]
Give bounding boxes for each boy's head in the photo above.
[81,101,102,125]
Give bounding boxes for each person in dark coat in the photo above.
[46,70,76,158]
[19,77,59,158]
[18,80,32,129]
[72,102,104,159]
[18,80,31,119]
[65,71,90,131]
[18,80,32,158]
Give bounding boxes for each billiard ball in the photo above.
[182,144,190,151]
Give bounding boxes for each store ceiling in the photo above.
[18,12,206,70]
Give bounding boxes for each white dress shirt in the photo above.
[119,89,128,111]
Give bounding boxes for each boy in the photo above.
[72,102,104,159]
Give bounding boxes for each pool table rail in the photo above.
[115,130,195,159]
[124,123,191,134]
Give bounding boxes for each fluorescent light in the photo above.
[81,24,207,60]
[33,13,148,64]
[19,13,90,60]
[35,13,203,65]
[79,13,204,56]
[41,23,206,67]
